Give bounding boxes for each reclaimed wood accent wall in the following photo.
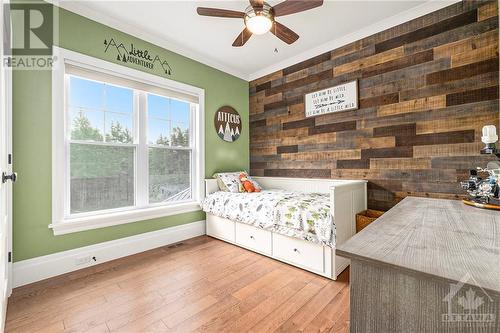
[249,0,499,210]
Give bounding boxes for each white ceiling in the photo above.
[57,0,457,80]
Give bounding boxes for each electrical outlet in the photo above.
[75,255,93,266]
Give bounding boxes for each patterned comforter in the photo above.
[201,190,335,247]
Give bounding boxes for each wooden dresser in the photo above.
[337,197,500,333]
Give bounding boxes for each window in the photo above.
[147,94,192,204]
[51,48,204,235]
[69,77,135,214]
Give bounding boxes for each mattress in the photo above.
[202,190,335,247]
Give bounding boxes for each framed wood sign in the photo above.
[305,80,358,117]
[215,106,241,142]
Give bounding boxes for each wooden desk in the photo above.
[337,197,500,333]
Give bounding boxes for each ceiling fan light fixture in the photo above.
[244,3,273,35]
[246,15,272,34]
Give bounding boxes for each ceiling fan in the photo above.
[196,0,324,47]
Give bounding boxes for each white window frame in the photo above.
[50,47,205,235]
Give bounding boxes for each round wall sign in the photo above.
[214,106,242,142]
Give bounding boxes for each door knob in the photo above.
[2,172,17,183]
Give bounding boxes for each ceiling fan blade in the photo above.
[249,0,264,9]
[271,21,299,44]
[273,0,323,17]
[232,28,253,47]
[196,7,245,18]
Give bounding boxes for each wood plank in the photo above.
[277,145,298,154]
[355,137,396,149]
[281,149,361,161]
[308,121,357,135]
[361,49,433,78]
[378,95,446,117]
[374,10,478,53]
[361,1,468,47]
[265,160,337,170]
[334,47,405,76]
[373,123,416,137]
[451,43,499,67]
[416,113,498,135]
[413,142,484,158]
[370,157,431,170]
[403,15,499,58]
[244,277,328,332]
[361,147,413,159]
[249,90,265,114]
[426,58,499,85]
[250,70,283,89]
[359,92,399,109]
[433,29,498,59]
[396,130,475,147]
[399,71,499,101]
[282,118,314,130]
[264,169,331,178]
[337,159,370,169]
[478,1,498,21]
[446,85,499,106]
[303,285,350,332]
[331,40,363,59]
[283,52,331,76]
[430,156,497,169]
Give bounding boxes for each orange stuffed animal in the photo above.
[239,173,261,193]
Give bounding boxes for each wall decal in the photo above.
[305,80,358,117]
[104,38,173,76]
[215,106,241,143]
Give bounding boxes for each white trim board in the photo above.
[12,220,205,288]
[48,0,459,81]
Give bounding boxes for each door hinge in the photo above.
[8,252,11,263]
[7,154,11,165]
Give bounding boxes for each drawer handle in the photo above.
[250,235,255,240]
[293,248,300,254]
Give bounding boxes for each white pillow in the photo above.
[213,172,243,193]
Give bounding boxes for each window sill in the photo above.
[49,201,202,235]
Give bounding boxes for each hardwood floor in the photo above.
[5,236,350,333]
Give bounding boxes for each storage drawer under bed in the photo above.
[206,215,235,242]
[235,222,272,255]
[272,233,325,273]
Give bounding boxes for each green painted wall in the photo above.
[12,6,249,261]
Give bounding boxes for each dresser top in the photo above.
[337,197,500,294]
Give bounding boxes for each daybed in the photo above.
[202,177,367,280]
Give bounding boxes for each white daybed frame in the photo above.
[204,177,367,280]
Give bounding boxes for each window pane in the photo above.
[105,112,133,144]
[147,93,169,119]
[147,94,190,147]
[69,76,102,112]
[70,143,134,213]
[105,84,133,114]
[69,76,134,143]
[70,108,104,142]
[148,118,171,145]
[170,99,190,147]
[149,148,191,204]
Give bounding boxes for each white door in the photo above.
[0,0,13,331]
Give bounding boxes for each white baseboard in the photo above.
[13,220,206,288]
